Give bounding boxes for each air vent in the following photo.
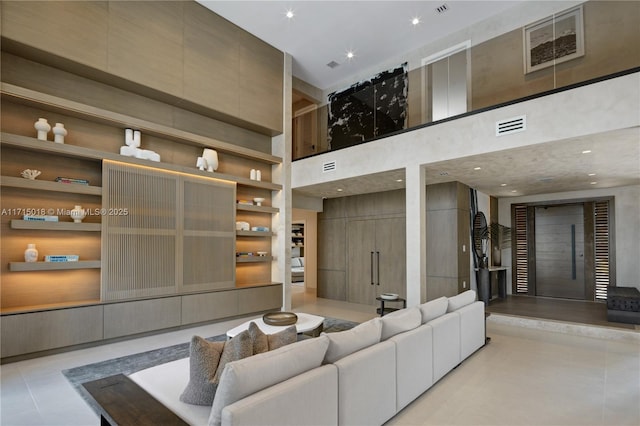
[435,4,449,13]
[322,161,336,173]
[496,115,526,136]
[326,61,340,69]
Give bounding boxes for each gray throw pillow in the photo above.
[247,322,269,354]
[179,336,225,406]
[267,325,297,350]
[212,330,253,385]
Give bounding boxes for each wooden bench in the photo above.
[83,374,188,426]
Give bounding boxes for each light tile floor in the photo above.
[1,288,638,425]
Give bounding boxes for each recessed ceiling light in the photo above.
[411,17,421,26]
[396,179,403,182]
[346,51,355,60]
[582,150,592,154]
[500,183,507,187]
[590,181,598,185]
[511,190,517,193]
[337,188,343,192]
[285,9,294,19]
[474,167,482,170]
[588,173,596,176]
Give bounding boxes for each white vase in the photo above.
[202,148,218,172]
[250,169,257,180]
[52,123,67,144]
[24,244,38,262]
[256,170,261,181]
[70,205,86,223]
[34,118,51,141]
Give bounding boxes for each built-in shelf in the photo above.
[236,230,274,237]
[236,204,279,214]
[10,220,101,231]
[1,83,283,165]
[9,260,102,271]
[1,175,102,195]
[236,256,273,263]
[1,133,282,191]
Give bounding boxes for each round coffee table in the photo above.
[226,312,325,339]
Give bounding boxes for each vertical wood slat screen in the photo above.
[514,205,529,294]
[594,200,610,300]
[102,161,236,301]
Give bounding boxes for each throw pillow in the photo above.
[247,322,269,354]
[447,290,477,312]
[380,307,421,340]
[419,296,448,323]
[179,336,225,406]
[267,325,297,350]
[322,317,382,364]
[209,335,330,426]
[211,330,253,384]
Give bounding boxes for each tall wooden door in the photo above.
[347,220,377,305]
[376,217,406,297]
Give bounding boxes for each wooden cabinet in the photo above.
[347,218,406,305]
[318,190,406,306]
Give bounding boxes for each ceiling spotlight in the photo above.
[588,173,596,176]
[582,150,592,154]
[346,51,355,60]
[411,17,421,26]
[511,190,517,193]
[474,167,482,171]
[285,9,294,19]
[337,188,343,192]
[500,183,507,187]
[396,179,403,182]
[590,181,598,185]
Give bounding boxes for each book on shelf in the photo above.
[23,215,59,222]
[44,255,79,262]
[55,177,89,185]
[251,226,270,232]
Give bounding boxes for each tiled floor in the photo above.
[1,288,638,425]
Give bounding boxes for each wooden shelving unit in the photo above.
[9,260,102,272]
[10,220,101,231]
[1,175,102,195]
[236,203,279,214]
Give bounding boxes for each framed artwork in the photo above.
[523,5,584,74]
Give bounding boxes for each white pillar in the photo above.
[273,53,293,311]
[405,164,426,306]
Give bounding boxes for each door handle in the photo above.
[370,251,374,285]
[377,251,380,285]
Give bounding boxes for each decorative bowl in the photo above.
[263,311,298,326]
[380,293,399,300]
[253,197,265,206]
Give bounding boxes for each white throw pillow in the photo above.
[419,296,448,323]
[299,257,305,266]
[447,290,477,312]
[291,257,301,267]
[322,318,382,364]
[208,335,330,426]
[380,307,422,340]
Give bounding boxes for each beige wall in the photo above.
[0,0,284,135]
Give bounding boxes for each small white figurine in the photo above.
[52,123,67,144]
[34,118,51,141]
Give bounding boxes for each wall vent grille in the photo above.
[436,4,449,13]
[496,115,526,136]
[322,161,336,173]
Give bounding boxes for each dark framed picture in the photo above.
[523,5,584,74]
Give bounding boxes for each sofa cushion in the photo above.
[247,322,269,354]
[419,296,448,323]
[447,290,477,312]
[291,257,302,267]
[322,318,382,364]
[209,335,330,426]
[380,307,421,340]
[179,336,225,405]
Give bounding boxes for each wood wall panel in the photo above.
[107,1,184,98]
[181,290,239,325]
[237,285,282,314]
[103,297,182,339]
[0,1,109,70]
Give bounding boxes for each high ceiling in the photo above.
[198,0,521,90]
[197,1,640,200]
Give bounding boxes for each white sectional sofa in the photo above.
[129,290,486,426]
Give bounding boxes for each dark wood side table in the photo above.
[376,296,407,316]
[82,374,187,426]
